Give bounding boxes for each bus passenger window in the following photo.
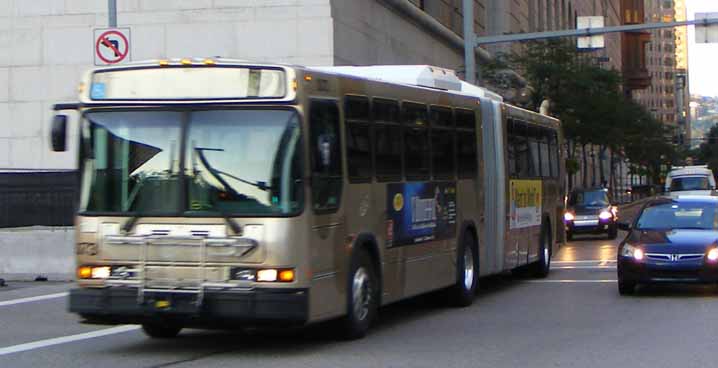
[457,133,477,178]
[507,119,518,177]
[309,99,343,213]
[527,125,541,178]
[538,128,551,178]
[345,96,372,182]
[549,131,559,178]
[403,103,430,180]
[373,99,402,181]
[508,119,531,178]
[430,107,455,180]
[456,109,477,179]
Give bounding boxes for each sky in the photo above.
[687,0,718,97]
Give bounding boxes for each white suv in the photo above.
[664,165,716,195]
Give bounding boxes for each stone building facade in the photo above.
[1,0,626,172]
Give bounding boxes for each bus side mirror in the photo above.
[618,222,632,231]
[51,115,68,152]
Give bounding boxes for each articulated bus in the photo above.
[51,59,565,339]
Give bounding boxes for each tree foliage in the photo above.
[487,40,678,183]
[697,125,718,175]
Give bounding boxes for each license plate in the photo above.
[574,220,598,226]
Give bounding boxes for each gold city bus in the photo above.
[50,59,564,339]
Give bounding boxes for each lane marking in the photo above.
[0,292,68,307]
[525,279,617,283]
[0,325,140,356]
[553,260,616,264]
[553,266,616,270]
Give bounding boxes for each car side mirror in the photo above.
[618,222,632,231]
[51,115,68,152]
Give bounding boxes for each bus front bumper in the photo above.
[68,287,309,327]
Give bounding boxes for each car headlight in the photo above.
[620,244,644,260]
[599,210,613,220]
[564,212,575,222]
[707,248,718,262]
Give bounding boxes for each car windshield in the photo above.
[670,176,711,191]
[569,190,609,207]
[636,201,718,230]
[80,109,303,216]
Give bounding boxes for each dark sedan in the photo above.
[617,196,718,295]
[564,188,618,240]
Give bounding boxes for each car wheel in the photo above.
[448,232,479,307]
[141,323,182,338]
[532,224,552,278]
[340,250,379,340]
[618,279,636,295]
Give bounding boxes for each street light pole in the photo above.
[108,0,117,28]
[463,0,477,85]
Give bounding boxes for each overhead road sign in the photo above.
[696,13,718,43]
[94,28,131,65]
[577,16,605,49]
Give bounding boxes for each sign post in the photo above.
[93,28,131,65]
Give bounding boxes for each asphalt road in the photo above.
[2,233,718,368]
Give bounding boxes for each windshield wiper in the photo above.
[218,208,242,235]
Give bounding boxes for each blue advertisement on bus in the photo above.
[386,182,457,247]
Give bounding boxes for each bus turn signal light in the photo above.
[77,266,92,279]
[279,270,295,282]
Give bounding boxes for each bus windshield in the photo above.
[80,109,304,216]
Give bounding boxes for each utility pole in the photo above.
[463,0,477,85]
[108,0,117,27]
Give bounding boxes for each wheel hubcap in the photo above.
[352,268,372,321]
[543,246,550,267]
[463,246,475,290]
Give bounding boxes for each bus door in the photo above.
[307,99,346,318]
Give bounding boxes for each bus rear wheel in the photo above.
[141,323,182,339]
[448,232,478,307]
[340,250,378,340]
[531,224,552,278]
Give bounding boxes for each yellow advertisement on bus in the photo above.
[509,179,542,229]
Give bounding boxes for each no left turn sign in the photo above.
[94,28,131,65]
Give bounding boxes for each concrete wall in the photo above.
[0,227,75,280]
[0,0,333,171]
[330,0,463,70]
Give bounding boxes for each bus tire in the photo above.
[141,323,182,339]
[340,249,378,340]
[448,231,478,307]
[532,223,552,278]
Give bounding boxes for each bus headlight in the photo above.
[77,266,112,279]
[233,268,295,282]
[256,268,295,282]
[599,210,613,220]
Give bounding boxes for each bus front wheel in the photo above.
[341,250,378,340]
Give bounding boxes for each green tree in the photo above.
[697,125,718,176]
